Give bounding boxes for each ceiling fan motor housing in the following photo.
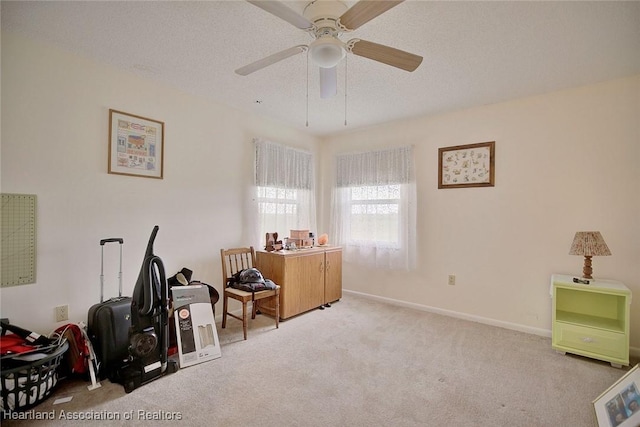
[303,1,349,30]
[304,1,349,68]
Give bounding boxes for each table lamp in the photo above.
[569,231,611,279]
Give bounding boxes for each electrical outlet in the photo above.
[55,305,69,322]
[448,274,456,286]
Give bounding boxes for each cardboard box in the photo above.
[171,284,221,368]
[290,229,309,240]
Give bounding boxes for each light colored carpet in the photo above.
[2,293,634,426]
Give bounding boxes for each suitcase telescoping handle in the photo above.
[100,238,124,303]
[100,238,124,245]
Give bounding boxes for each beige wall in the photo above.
[0,33,319,332]
[319,74,640,351]
[2,31,639,354]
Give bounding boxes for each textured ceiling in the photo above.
[2,1,640,137]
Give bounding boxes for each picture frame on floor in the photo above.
[108,109,164,179]
[593,364,640,427]
[438,141,495,189]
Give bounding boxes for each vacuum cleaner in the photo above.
[119,225,177,393]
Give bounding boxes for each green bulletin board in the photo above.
[1,193,37,287]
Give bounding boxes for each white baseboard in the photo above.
[343,289,640,360]
[344,289,551,337]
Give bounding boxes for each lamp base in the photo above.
[582,255,593,279]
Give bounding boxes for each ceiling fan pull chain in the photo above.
[344,55,348,127]
[306,49,309,127]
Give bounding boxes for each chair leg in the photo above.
[242,301,248,340]
[251,300,258,320]
[222,295,228,329]
[274,292,280,329]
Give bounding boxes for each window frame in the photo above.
[252,138,317,247]
[256,185,301,216]
[331,145,416,270]
[345,184,402,248]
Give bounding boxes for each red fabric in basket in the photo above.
[0,334,36,355]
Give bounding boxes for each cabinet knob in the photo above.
[319,262,324,272]
[326,260,330,271]
[582,337,594,343]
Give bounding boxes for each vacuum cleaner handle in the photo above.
[144,226,159,258]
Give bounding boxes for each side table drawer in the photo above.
[554,322,627,359]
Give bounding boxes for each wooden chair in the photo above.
[220,246,280,340]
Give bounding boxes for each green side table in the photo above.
[551,274,631,368]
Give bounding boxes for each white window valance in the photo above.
[255,138,313,190]
[336,146,414,187]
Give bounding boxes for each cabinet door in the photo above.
[288,253,325,316]
[324,249,342,303]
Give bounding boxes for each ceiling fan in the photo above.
[235,0,423,99]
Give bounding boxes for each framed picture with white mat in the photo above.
[593,364,640,427]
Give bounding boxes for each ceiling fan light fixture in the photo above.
[309,36,345,68]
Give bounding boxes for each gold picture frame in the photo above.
[108,109,164,179]
[593,364,640,427]
[438,141,495,189]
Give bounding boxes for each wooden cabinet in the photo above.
[323,248,342,304]
[256,247,342,319]
[550,274,631,367]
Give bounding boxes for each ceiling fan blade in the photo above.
[338,0,404,31]
[349,39,422,72]
[235,45,307,76]
[246,1,314,30]
[320,66,337,99]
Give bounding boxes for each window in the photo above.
[252,139,316,247]
[331,146,416,270]
[256,186,300,238]
[349,184,401,245]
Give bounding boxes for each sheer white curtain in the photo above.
[251,138,316,247]
[331,146,416,270]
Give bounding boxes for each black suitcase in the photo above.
[87,238,131,381]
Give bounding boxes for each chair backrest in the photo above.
[220,247,256,286]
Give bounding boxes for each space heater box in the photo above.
[171,285,221,368]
